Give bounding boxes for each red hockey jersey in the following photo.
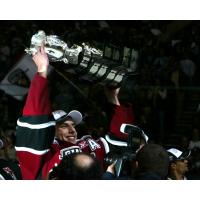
[15,74,109,179]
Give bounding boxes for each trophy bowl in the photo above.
[25,30,128,88]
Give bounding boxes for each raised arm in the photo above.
[104,87,120,106]
[23,45,51,115]
[104,87,136,141]
[15,46,55,179]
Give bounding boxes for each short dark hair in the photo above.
[49,153,102,180]
[136,144,169,179]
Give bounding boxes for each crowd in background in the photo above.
[0,20,200,179]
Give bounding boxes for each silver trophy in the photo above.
[25,30,126,87]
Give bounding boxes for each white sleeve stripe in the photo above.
[99,137,110,153]
[17,119,56,129]
[0,174,5,180]
[105,134,127,147]
[15,146,50,155]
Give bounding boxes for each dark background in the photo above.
[0,22,200,175]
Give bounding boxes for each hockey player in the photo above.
[15,45,109,179]
[15,45,136,180]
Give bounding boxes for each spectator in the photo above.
[103,143,169,180]
[167,148,190,180]
[134,144,169,179]
[48,152,102,180]
[179,51,196,86]
[188,128,200,150]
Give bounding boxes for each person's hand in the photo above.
[106,161,116,175]
[32,45,49,78]
[104,87,120,97]
[104,87,120,106]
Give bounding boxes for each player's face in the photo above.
[56,120,77,144]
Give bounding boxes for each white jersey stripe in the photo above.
[99,137,110,154]
[17,119,55,129]
[0,174,5,180]
[105,134,127,147]
[15,146,50,155]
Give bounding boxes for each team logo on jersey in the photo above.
[60,146,82,159]
[87,139,101,151]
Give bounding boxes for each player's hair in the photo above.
[49,152,102,180]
